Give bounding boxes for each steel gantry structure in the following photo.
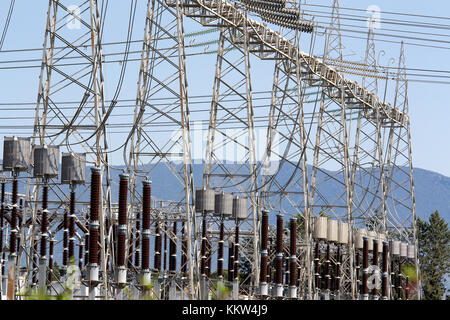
[0,0,420,300]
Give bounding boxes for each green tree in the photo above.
[417,210,450,300]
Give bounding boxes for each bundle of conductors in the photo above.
[238,0,314,33]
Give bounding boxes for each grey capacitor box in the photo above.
[3,136,32,172]
[33,145,60,178]
[61,152,86,184]
[195,188,215,213]
[232,196,247,220]
[214,191,233,217]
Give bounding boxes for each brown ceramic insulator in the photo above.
[88,168,101,266]
[169,222,177,273]
[89,228,99,265]
[63,212,68,266]
[154,223,161,271]
[275,254,283,285]
[69,190,76,260]
[40,210,48,257]
[42,183,48,210]
[118,174,128,226]
[275,214,283,286]
[261,211,269,252]
[10,178,18,254]
[372,240,379,296]
[260,211,269,284]
[290,218,296,255]
[289,259,296,288]
[260,255,268,284]
[382,242,389,299]
[142,236,150,270]
[362,237,369,296]
[217,220,224,278]
[314,242,320,289]
[119,174,129,269]
[89,168,101,222]
[163,223,168,272]
[200,215,207,276]
[142,181,151,271]
[228,241,234,281]
[290,218,297,287]
[276,215,283,254]
[10,232,17,254]
[234,224,240,280]
[142,181,151,230]
[135,219,140,267]
[117,232,126,266]
[335,246,341,291]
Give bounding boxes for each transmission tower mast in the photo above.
[385,42,420,299]
[33,0,112,299]
[126,0,196,299]
[309,0,357,300]
[203,21,259,296]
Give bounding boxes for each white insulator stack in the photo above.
[400,242,408,258]
[327,220,338,243]
[407,244,416,260]
[390,240,401,256]
[313,216,328,240]
[338,222,349,245]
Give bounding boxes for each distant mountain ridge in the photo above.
[5,163,449,222]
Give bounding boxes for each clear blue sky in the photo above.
[0,0,449,177]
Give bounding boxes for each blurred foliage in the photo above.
[417,210,450,300]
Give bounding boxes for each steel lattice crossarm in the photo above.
[237,0,315,33]
[166,0,408,127]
